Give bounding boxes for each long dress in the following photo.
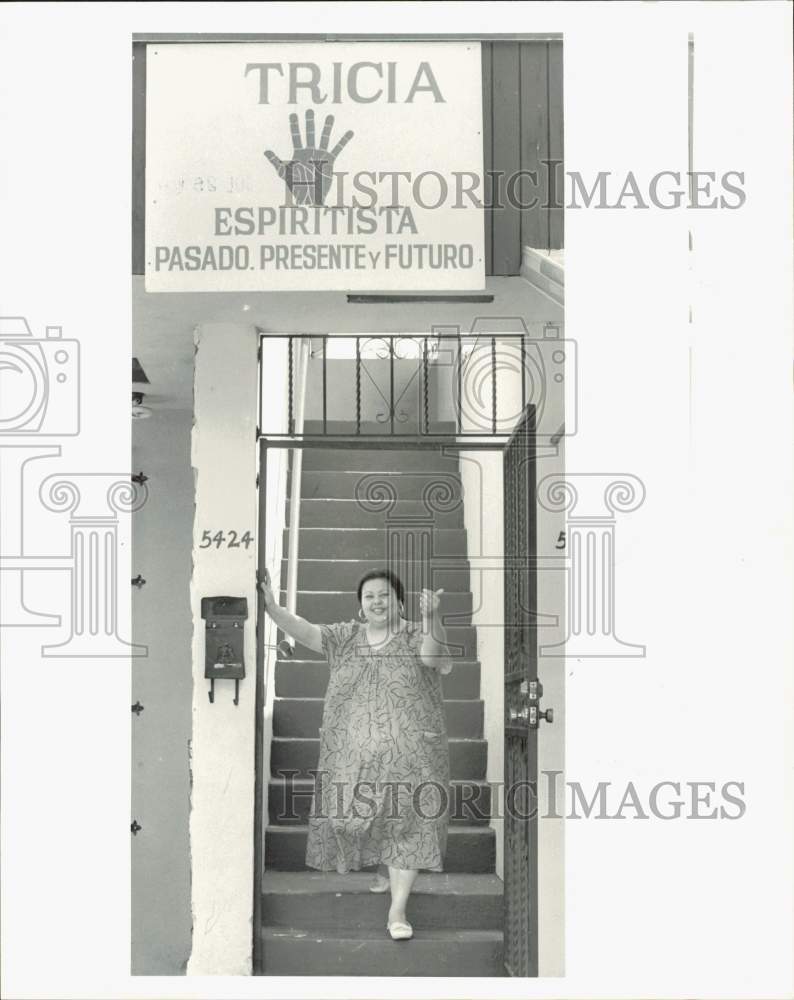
[304,618,451,873]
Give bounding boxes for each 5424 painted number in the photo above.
[199,530,254,549]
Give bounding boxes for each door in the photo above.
[502,403,547,976]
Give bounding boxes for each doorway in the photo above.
[253,333,555,974]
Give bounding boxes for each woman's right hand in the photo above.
[259,568,276,613]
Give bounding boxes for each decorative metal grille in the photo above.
[257,324,565,448]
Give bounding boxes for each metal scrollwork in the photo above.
[375,406,410,424]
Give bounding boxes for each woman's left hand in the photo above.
[419,588,444,619]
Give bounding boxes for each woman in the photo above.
[260,566,452,941]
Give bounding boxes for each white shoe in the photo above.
[369,875,390,894]
[387,920,413,941]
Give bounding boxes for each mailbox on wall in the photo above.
[200,596,247,705]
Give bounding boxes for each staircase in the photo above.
[260,425,504,976]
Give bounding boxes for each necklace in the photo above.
[361,620,406,650]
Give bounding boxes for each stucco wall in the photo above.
[131,407,193,975]
[186,323,259,976]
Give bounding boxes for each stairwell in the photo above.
[260,426,504,976]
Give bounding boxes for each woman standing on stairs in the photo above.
[260,566,452,941]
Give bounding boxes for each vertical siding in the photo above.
[481,42,494,276]
[547,41,564,251]
[490,42,522,274]
[518,42,549,251]
[486,40,565,274]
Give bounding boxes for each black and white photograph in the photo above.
[132,32,566,978]
[0,3,792,999]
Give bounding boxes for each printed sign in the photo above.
[145,42,485,291]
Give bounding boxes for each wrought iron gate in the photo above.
[502,403,551,977]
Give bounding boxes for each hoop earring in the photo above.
[399,602,405,618]
[358,608,366,622]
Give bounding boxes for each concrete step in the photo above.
[295,471,463,501]
[273,698,484,739]
[265,825,496,873]
[301,447,461,473]
[280,559,472,594]
[261,871,503,930]
[279,589,473,624]
[270,737,487,781]
[284,527,468,559]
[268,778,492,827]
[280,624,478,662]
[287,498,465,529]
[259,925,505,977]
[274,658,481,699]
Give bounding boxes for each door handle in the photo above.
[529,706,554,727]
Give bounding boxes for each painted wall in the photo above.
[302,355,424,426]
[131,407,193,974]
[186,322,259,976]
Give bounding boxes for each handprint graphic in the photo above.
[264,110,354,206]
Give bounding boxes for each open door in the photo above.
[502,403,552,976]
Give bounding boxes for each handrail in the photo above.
[284,338,311,644]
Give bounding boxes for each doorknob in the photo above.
[528,705,554,728]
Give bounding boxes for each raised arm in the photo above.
[419,588,453,675]
[259,568,324,653]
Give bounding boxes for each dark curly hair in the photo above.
[356,568,406,608]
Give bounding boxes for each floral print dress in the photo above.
[304,619,451,873]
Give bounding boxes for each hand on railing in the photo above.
[258,568,277,614]
[259,569,294,658]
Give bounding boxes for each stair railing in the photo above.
[284,337,311,651]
